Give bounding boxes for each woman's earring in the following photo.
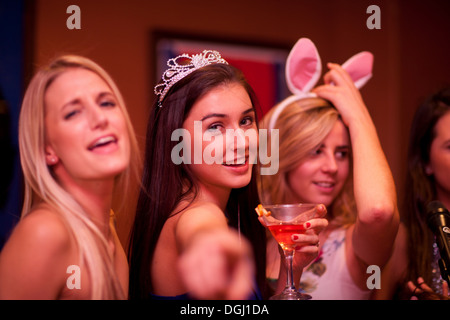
[46,155,58,166]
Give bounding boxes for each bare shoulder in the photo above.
[183,201,225,215]
[177,201,227,228]
[174,201,228,250]
[15,206,72,251]
[0,205,74,298]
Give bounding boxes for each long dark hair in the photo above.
[128,63,267,299]
[402,87,450,292]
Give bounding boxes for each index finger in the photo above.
[323,62,355,88]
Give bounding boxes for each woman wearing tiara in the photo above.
[259,38,399,299]
[0,55,141,299]
[128,50,328,299]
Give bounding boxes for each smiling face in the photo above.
[44,68,130,184]
[286,119,350,206]
[426,111,450,201]
[182,83,257,192]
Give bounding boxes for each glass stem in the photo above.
[284,249,296,292]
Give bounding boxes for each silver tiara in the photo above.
[154,50,228,104]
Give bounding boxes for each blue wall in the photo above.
[0,0,25,249]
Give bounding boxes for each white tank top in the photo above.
[299,229,371,300]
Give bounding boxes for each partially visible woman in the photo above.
[0,55,141,299]
[373,87,450,299]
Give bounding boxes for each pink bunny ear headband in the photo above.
[268,38,374,130]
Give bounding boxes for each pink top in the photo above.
[299,229,372,300]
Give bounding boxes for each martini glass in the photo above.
[257,203,319,300]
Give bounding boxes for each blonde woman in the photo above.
[260,98,355,226]
[259,39,399,299]
[0,55,140,299]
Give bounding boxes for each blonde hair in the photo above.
[19,55,141,299]
[259,97,356,228]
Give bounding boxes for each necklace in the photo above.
[431,239,444,294]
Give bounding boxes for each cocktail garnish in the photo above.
[255,204,271,217]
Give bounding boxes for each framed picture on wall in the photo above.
[152,31,291,118]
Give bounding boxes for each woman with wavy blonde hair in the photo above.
[259,38,398,299]
[260,97,355,228]
[0,55,140,299]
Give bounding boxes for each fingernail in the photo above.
[292,235,299,241]
[304,222,311,229]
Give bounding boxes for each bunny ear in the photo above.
[285,38,322,95]
[341,51,374,89]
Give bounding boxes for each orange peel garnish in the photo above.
[255,204,271,217]
[255,204,263,217]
